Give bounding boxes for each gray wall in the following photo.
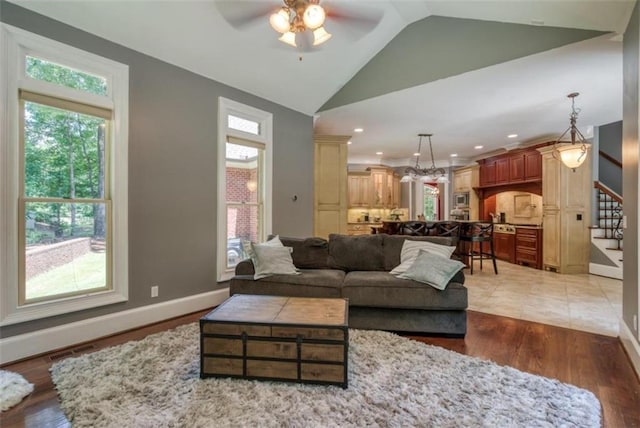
[623,1,640,343]
[0,2,314,338]
[598,121,623,195]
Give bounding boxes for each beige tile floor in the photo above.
[463,260,623,337]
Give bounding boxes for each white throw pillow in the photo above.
[243,235,283,263]
[390,240,457,275]
[251,243,299,280]
[398,250,465,290]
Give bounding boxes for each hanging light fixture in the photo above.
[552,92,590,171]
[269,0,332,48]
[400,133,449,183]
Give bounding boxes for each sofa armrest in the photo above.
[235,259,255,276]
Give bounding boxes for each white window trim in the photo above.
[217,97,273,281]
[0,24,129,326]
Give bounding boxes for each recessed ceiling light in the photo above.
[508,134,518,139]
[354,128,364,133]
[347,140,352,145]
[376,151,383,155]
[474,145,484,149]
[413,152,420,156]
[450,153,458,157]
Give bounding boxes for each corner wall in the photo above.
[622,0,640,372]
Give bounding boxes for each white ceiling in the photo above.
[11,0,634,165]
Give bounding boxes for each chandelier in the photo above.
[552,92,590,171]
[400,133,449,183]
[269,0,332,47]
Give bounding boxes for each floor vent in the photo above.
[73,344,96,354]
[49,350,73,361]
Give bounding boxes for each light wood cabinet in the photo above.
[314,135,349,238]
[453,169,472,192]
[348,172,370,207]
[369,167,387,208]
[538,146,591,273]
[453,165,480,220]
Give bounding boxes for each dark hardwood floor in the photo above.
[1,310,639,427]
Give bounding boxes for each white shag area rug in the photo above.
[50,323,601,427]
[0,370,34,412]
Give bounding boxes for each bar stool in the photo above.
[459,222,498,275]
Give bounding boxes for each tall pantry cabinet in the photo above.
[538,146,591,273]
[314,135,349,238]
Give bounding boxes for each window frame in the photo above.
[0,24,129,325]
[217,97,273,281]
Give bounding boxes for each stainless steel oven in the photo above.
[454,192,469,208]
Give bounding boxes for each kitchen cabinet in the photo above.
[314,135,348,238]
[348,172,370,207]
[369,167,387,208]
[454,169,472,192]
[478,148,543,188]
[539,146,591,273]
[386,170,400,208]
[453,165,480,220]
[493,232,515,263]
[524,151,542,181]
[515,228,542,269]
[509,155,525,182]
[347,223,379,236]
[495,158,510,184]
[479,159,496,186]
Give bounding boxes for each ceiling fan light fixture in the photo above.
[278,31,297,47]
[269,8,291,33]
[312,26,332,46]
[303,4,326,29]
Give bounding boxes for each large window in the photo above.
[217,98,272,281]
[0,24,129,324]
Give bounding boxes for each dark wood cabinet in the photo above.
[524,151,542,181]
[515,228,542,269]
[493,232,515,263]
[477,148,542,188]
[509,155,525,182]
[495,158,509,184]
[479,159,496,186]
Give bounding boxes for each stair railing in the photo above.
[594,181,623,249]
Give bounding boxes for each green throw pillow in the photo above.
[398,249,465,290]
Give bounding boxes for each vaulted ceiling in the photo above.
[8,0,635,165]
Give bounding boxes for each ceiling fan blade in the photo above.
[215,1,279,30]
[322,2,383,39]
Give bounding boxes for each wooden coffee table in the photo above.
[200,294,349,388]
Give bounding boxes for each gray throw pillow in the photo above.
[243,235,283,264]
[251,243,299,280]
[398,250,465,290]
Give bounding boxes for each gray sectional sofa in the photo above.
[229,233,468,336]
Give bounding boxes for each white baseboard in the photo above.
[0,288,229,365]
[619,318,640,379]
[589,263,623,280]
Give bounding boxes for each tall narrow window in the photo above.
[20,92,111,304]
[423,184,440,221]
[225,140,264,268]
[1,24,128,325]
[217,98,272,281]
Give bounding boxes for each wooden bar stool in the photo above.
[459,222,498,275]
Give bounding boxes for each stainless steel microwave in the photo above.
[454,192,470,208]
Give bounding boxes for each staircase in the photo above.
[589,181,623,279]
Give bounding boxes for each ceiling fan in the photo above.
[215,0,383,50]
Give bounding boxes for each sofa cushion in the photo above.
[382,234,458,271]
[342,271,467,310]
[230,269,345,298]
[278,236,331,269]
[328,234,386,272]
